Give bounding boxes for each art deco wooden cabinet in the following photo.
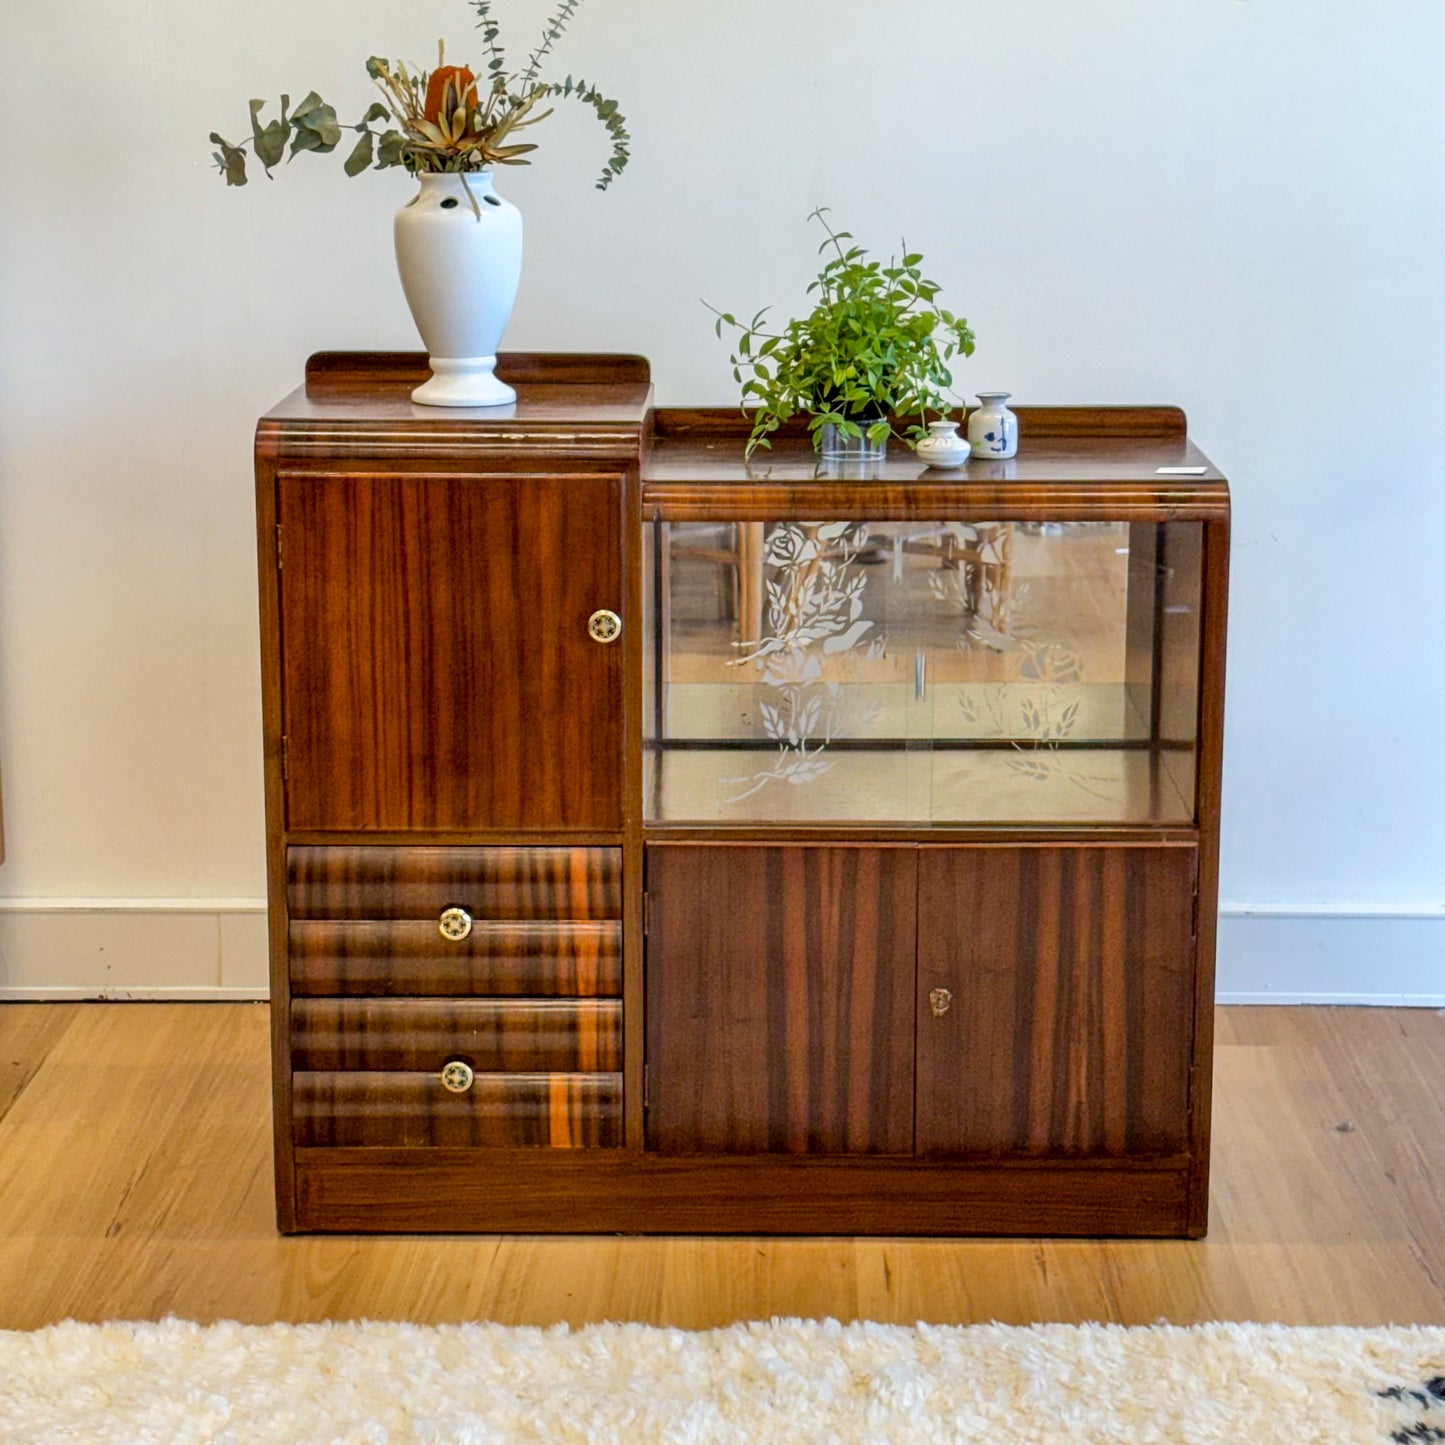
[255,353,1228,1236]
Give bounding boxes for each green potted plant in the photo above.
[207,0,630,407]
[709,209,976,459]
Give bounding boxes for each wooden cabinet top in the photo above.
[256,353,1228,522]
[257,352,654,463]
[644,408,1228,523]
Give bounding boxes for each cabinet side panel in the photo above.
[277,471,623,832]
[1187,517,1230,1235]
[917,844,1196,1158]
[647,845,917,1154]
[255,446,296,1230]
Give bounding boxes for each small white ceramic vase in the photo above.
[393,170,522,407]
[914,419,971,468]
[968,392,1019,459]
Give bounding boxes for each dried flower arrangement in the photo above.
[208,0,629,208]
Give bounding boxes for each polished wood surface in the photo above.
[278,471,624,832]
[255,358,649,1228]
[296,1150,1188,1236]
[916,845,1196,1159]
[289,920,622,997]
[1187,518,1231,1234]
[287,847,623,920]
[306,351,652,390]
[646,845,918,1156]
[293,1071,623,1149]
[644,410,1227,523]
[652,406,1189,442]
[257,353,654,465]
[1,1005,1443,1327]
[256,364,1228,1237]
[291,999,621,1073]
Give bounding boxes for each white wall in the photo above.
[0,0,1441,1000]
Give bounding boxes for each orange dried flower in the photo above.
[424,65,477,125]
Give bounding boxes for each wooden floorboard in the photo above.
[0,1003,1441,1328]
[0,1005,77,1127]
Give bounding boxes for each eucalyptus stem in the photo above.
[521,0,580,85]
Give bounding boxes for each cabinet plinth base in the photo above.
[292,1150,1198,1238]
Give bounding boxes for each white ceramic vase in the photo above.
[968,392,1019,459]
[914,419,971,468]
[393,170,522,408]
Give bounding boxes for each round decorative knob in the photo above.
[928,987,954,1019]
[440,1059,475,1094]
[587,609,622,644]
[438,906,473,942]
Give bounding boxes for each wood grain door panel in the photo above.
[916,844,1196,1158]
[278,471,623,832]
[646,845,917,1155]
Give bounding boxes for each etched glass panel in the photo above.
[645,519,1202,826]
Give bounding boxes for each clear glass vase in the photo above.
[818,421,888,462]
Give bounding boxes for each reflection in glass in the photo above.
[646,518,1202,827]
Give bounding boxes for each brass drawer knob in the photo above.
[929,987,954,1018]
[438,906,473,942]
[440,1060,475,1094]
[587,608,622,644]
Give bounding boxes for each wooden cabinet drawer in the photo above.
[289,920,622,997]
[287,846,622,921]
[293,1071,623,1148]
[291,998,622,1072]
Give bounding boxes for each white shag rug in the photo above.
[0,1317,1442,1444]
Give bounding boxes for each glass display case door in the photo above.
[646,517,1202,829]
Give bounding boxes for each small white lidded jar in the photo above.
[914,419,971,468]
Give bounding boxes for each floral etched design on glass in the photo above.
[950,522,1122,805]
[723,521,885,802]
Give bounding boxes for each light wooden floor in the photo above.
[0,1003,1441,1330]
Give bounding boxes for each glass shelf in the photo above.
[644,519,1202,829]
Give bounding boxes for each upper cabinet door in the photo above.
[916,844,1197,1159]
[279,471,623,832]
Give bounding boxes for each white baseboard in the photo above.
[0,899,268,1000]
[1214,904,1445,1005]
[0,986,271,1001]
[0,899,1440,1005]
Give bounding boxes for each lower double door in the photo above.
[644,842,1198,1160]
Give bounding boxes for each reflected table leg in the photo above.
[736,522,766,645]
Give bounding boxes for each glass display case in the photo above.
[645,517,1202,827]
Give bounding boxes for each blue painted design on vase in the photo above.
[968,392,1018,460]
